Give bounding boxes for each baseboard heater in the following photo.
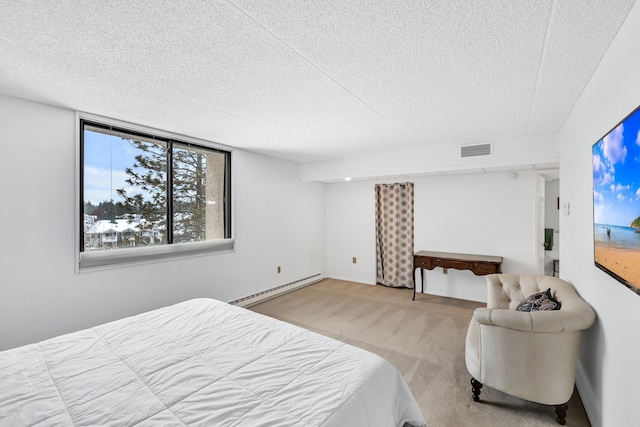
[228,273,323,308]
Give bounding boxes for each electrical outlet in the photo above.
[277,266,281,273]
[352,257,357,264]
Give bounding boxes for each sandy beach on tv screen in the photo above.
[595,245,640,290]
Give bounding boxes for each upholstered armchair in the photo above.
[465,274,595,425]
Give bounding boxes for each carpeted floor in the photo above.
[249,278,591,427]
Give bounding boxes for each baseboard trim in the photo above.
[228,273,323,308]
[575,360,599,427]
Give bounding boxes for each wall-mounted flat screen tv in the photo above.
[593,105,640,295]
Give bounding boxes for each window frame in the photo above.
[76,113,233,271]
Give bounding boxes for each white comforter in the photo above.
[0,298,425,426]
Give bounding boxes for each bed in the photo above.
[0,298,426,426]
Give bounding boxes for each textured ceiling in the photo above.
[0,0,636,163]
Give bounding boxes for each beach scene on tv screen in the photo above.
[593,106,640,292]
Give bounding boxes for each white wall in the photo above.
[301,132,558,182]
[326,171,541,302]
[559,1,640,425]
[0,94,326,351]
[326,180,377,283]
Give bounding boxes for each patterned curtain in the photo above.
[375,183,414,288]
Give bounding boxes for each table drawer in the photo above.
[472,263,499,275]
[414,257,433,269]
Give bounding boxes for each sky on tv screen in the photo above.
[593,107,640,228]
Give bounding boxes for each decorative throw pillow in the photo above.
[516,288,561,312]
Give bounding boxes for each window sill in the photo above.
[78,238,234,271]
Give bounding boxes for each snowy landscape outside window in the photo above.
[79,119,231,269]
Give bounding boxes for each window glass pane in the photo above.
[83,127,168,251]
[80,119,232,269]
[172,144,226,243]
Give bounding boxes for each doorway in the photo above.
[544,178,560,276]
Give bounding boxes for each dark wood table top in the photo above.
[414,251,503,264]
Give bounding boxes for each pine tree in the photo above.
[116,139,207,242]
[172,146,207,242]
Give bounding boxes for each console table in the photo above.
[413,251,503,300]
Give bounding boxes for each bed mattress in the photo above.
[0,298,425,426]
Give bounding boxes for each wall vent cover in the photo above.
[461,142,492,158]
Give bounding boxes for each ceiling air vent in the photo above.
[460,142,492,158]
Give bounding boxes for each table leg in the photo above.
[413,267,425,301]
[412,267,417,300]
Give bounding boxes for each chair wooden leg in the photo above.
[470,377,483,402]
[554,403,568,425]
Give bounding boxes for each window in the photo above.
[79,119,232,269]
